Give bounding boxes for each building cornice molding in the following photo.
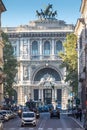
[0,0,6,12]
[7,32,70,39]
[80,0,87,14]
[74,18,84,36]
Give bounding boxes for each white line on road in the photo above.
[4,128,84,130]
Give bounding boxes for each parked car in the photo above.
[21,111,37,127]
[50,109,60,119]
[0,113,4,122]
[0,110,10,121]
[0,120,3,130]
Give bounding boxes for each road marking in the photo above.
[4,128,84,130]
[38,128,43,130]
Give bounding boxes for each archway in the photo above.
[33,67,62,104]
[34,67,61,81]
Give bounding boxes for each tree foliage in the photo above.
[59,33,78,94]
[1,32,18,98]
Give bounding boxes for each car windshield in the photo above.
[23,113,34,118]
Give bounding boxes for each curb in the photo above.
[70,117,83,128]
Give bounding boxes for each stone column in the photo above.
[39,38,42,60]
[41,89,43,102]
[55,88,57,101]
[18,35,22,57]
[20,63,23,83]
[51,39,55,59]
[16,40,19,58]
[39,89,41,100]
[18,86,24,105]
[28,39,30,60]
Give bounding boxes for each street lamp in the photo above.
[79,18,87,130]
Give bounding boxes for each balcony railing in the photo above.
[16,54,62,61]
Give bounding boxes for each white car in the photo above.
[21,111,36,127]
[0,120,3,130]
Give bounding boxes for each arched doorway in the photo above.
[33,67,61,104]
[34,67,61,81]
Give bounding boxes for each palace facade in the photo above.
[3,18,74,109]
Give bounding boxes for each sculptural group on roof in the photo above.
[36,3,57,20]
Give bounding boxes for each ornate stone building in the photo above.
[3,6,74,109]
[75,0,87,109]
[0,0,6,108]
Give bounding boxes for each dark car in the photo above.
[50,109,60,119]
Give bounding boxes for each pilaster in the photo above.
[39,38,42,60]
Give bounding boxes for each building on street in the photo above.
[75,0,87,110]
[0,0,6,108]
[3,5,74,110]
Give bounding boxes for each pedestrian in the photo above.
[79,108,82,121]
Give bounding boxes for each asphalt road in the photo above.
[3,112,84,130]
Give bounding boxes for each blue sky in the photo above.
[2,0,81,27]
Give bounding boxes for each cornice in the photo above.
[0,0,6,12]
[7,32,69,38]
[80,0,86,14]
[74,18,83,35]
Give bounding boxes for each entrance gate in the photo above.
[43,89,52,104]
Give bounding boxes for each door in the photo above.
[43,89,52,104]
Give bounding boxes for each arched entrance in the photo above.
[33,67,61,104]
[34,67,61,81]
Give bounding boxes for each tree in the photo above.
[1,32,18,99]
[59,33,78,94]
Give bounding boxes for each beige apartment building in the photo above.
[0,0,6,108]
[75,0,87,109]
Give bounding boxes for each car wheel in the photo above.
[21,124,24,127]
[33,124,36,127]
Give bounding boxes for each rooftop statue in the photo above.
[36,3,57,20]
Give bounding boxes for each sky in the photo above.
[2,0,81,27]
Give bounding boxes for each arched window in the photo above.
[43,41,50,55]
[32,41,38,55]
[55,41,62,54]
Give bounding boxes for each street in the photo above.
[3,112,84,130]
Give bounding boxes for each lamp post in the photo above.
[79,18,87,130]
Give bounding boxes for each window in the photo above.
[43,41,50,55]
[32,41,38,55]
[55,41,62,54]
[13,46,17,56]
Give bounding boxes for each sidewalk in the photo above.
[70,116,84,128]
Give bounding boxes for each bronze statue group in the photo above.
[36,3,57,20]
